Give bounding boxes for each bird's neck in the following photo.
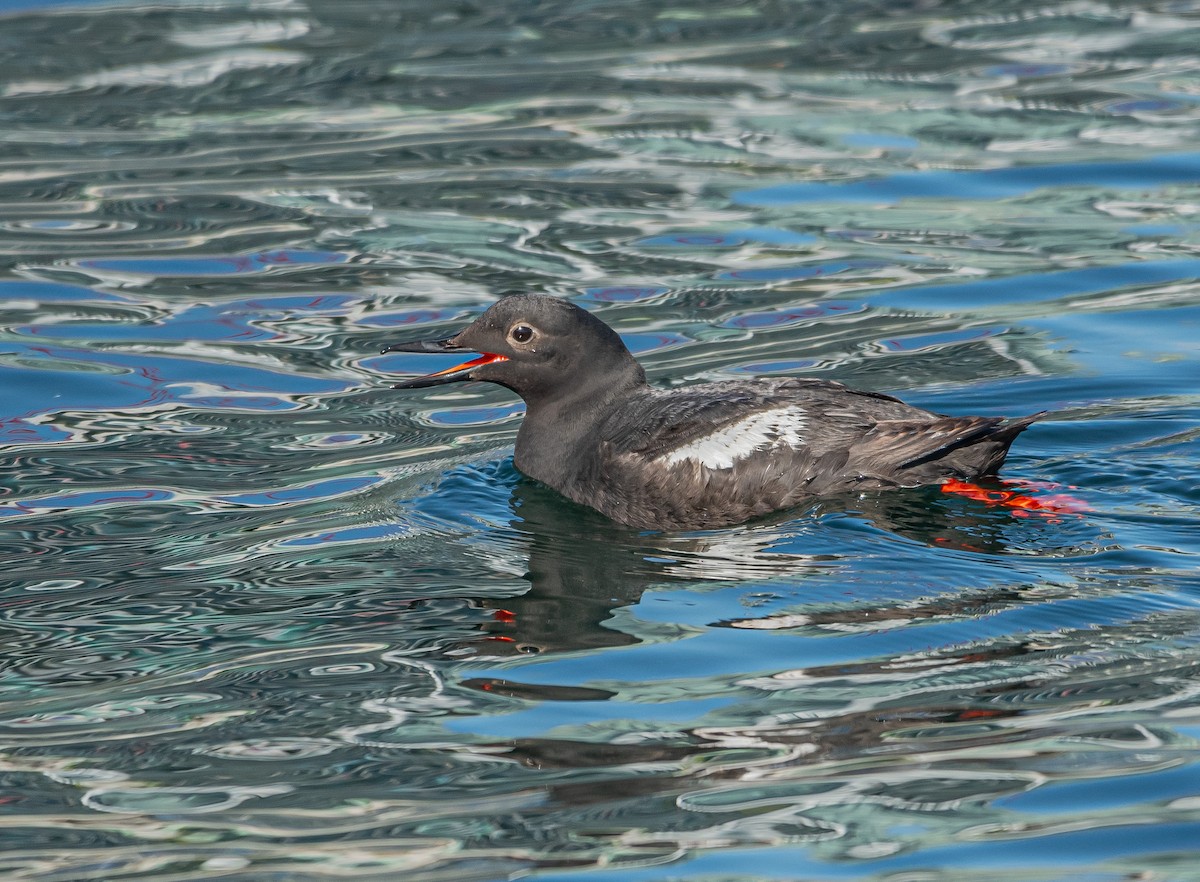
[513,366,646,491]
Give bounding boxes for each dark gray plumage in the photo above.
[384,294,1041,530]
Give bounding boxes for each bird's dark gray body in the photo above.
[385,295,1040,530]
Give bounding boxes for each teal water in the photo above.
[2,0,1200,879]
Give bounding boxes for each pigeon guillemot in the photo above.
[383,294,1042,530]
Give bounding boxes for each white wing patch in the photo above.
[660,406,807,470]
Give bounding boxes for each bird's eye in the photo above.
[509,324,535,344]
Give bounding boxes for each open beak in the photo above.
[381,337,509,389]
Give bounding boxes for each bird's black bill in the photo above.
[382,337,509,389]
[381,337,463,355]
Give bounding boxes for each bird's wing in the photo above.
[610,387,772,460]
[610,379,901,466]
[857,411,1045,473]
[858,416,1006,468]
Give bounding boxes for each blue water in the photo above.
[2,1,1200,880]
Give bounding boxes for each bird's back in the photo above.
[551,378,1039,529]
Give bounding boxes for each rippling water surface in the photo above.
[3,0,1200,879]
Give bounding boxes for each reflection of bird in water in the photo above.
[385,294,1043,530]
[441,475,1092,804]
[467,475,1075,657]
[466,475,832,656]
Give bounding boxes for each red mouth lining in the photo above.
[429,352,509,377]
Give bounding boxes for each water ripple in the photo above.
[2,0,1200,879]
